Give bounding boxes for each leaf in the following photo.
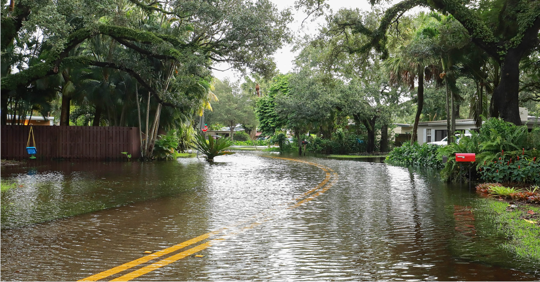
[523,219,537,224]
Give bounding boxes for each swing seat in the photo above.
[26,147,37,155]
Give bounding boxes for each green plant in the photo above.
[478,151,540,184]
[193,133,234,162]
[154,130,180,160]
[1,180,18,192]
[120,152,132,160]
[488,186,521,197]
[439,132,482,182]
[233,131,250,141]
[385,141,444,168]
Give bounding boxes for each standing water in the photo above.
[1,152,539,280]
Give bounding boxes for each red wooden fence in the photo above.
[1,126,141,160]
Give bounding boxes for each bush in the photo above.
[385,141,444,168]
[233,131,250,141]
[154,130,180,160]
[478,150,540,184]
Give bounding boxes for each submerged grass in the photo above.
[327,154,388,159]
[1,179,18,192]
[482,200,540,262]
[175,153,197,158]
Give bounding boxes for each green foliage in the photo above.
[256,74,290,135]
[439,132,483,182]
[233,131,250,142]
[478,151,540,185]
[1,179,18,192]
[438,119,540,183]
[154,130,180,160]
[193,133,234,162]
[385,141,444,168]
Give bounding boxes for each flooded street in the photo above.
[2,152,539,281]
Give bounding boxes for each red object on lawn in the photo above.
[456,153,476,162]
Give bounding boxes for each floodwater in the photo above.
[1,152,539,281]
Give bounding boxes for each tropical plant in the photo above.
[192,134,234,162]
[385,141,444,168]
[154,130,180,160]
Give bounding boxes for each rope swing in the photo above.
[26,126,37,159]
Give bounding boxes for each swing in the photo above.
[26,126,37,158]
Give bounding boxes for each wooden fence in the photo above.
[1,126,141,160]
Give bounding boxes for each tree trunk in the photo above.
[60,94,71,126]
[92,107,101,126]
[362,117,376,153]
[411,65,424,143]
[1,93,8,125]
[445,74,451,145]
[380,123,388,153]
[492,49,522,125]
[296,130,302,156]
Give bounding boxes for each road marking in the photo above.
[79,157,337,281]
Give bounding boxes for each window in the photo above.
[426,129,431,142]
[435,130,448,141]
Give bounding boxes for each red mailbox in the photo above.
[456,153,475,162]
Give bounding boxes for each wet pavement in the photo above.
[1,152,539,281]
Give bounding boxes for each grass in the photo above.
[483,200,540,262]
[327,154,388,159]
[175,153,197,158]
[1,179,18,192]
[230,147,258,151]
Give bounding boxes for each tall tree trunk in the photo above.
[492,49,522,125]
[92,107,101,126]
[296,130,302,156]
[380,123,388,153]
[451,91,456,142]
[60,94,71,126]
[229,122,235,141]
[1,93,8,125]
[362,117,376,153]
[445,81,451,144]
[411,65,424,143]
[135,84,144,158]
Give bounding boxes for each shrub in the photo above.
[233,131,250,141]
[154,130,180,160]
[385,141,444,168]
[478,150,540,184]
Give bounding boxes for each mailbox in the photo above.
[455,153,475,162]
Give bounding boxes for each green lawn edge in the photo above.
[482,200,540,262]
[327,154,388,159]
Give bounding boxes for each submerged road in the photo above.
[80,157,338,281]
[2,152,539,280]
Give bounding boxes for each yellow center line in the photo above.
[80,157,337,282]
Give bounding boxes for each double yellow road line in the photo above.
[80,157,338,281]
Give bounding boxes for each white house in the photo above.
[415,108,539,145]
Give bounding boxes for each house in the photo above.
[416,108,539,145]
[205,124,245,138]
[6,115,55,126]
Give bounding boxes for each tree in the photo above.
[1,0,292,126]
[325,0,540,125]
[255,74,291,136]
[206,79,257,141]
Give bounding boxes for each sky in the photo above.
[211,0,374,82]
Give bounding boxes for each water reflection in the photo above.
[1,153,539,281]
